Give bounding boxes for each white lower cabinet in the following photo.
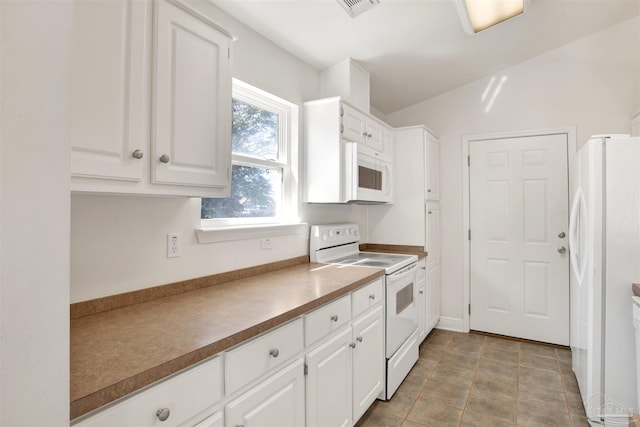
[305,327,353,427]
[416,258,428,343]
[73,356,223,427]
[225,359,305,427]
[305,288,385,427]
[427,262,441,331]
[192,411,224,427]
[351,305,384,423]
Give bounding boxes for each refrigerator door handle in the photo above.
[569,188,587,285]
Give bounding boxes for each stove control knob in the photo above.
[322,233,328,242]
[349,227,356,235]
[329,230,335,237]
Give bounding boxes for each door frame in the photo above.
[461,127,577,333]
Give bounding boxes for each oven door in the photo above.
[385,262,418,358]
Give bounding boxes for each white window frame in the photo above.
[199,79,300,236]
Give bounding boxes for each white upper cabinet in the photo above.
[69,0,149,182]
[340,103,385,152]
[425,131,440,200]
[70,0,233,197]
[341,103,367,143]
[152,0,231,190]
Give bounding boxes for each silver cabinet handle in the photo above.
[558,246,566,254]
[368,294,376,300]
[422,267,426,270]
[156,408,170,422]
[349,342,356,348]
[419,290,424,295]
[269,348,279,358]
[428,211,432,215]
[558,231,566,238]
[330,315,338,322]
[356,336,363,342]
[132,150,143,159]
[427,189,432,193]
[159,154,170,164]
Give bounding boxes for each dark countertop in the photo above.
[70,262,384,419]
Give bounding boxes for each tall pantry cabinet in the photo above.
[368,126,441,340]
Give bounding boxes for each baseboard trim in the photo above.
[435,316,466,333]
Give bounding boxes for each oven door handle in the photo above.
[388,262,417,282]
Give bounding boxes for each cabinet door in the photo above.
[305,327,353,427]
[426,202,440,265]
[416,260,427,343]
[341,104,365,143]
[427,262,441,330]
[364,119,384,152]
[153,0,231,190]
[352,305,384,423]
[225,360,305,427]
[69,0,149,182]
[192,411,223,427]
[426,133,440,200]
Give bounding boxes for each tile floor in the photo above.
[357,329,589,427]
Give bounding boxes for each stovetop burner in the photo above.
[310,224,417,274]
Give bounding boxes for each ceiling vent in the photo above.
[337,0,380,18]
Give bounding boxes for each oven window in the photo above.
[396,282,414,314]
[359,165,382,190]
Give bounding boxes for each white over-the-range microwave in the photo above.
[343,142,393,204]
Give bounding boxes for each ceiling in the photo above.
[211,0,640,114]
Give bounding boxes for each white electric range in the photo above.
[309,223,419,399]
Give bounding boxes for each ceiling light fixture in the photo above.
[456,0,529,34]
[337,0,380,18]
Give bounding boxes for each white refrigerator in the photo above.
[570,134,640,425]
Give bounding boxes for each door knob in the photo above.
[557,246,566,254]
[558,231,566,238]
[159,154,170,164]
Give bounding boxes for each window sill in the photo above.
[195,222,308,244]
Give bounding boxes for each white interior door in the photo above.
[469,133,569,345]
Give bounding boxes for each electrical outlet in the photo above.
[260,238,272,250]
[167,233,181,258]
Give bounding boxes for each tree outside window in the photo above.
[201,81,292,222]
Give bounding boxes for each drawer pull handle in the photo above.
[350,342,356,349]
[159,154,171,164]
[331,315,339,322]
[356,336,363,342]
[156,408,170,422]
[269,348,279,358]
[132,149,144,159]
[419,290,424,295]
[369,294,376,300]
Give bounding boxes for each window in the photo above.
[201,80,298,226]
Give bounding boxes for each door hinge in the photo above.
[304,363,308,376]
[468,229,471,240]
[467,155,470,167]
[228,48,231,59]
[468,304,471,315]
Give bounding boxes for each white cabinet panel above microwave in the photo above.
[303,97,393,204]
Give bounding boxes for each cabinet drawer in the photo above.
[352,278,384,318]
[225,318,303,395]
[304,294,351,347]
[73,356,222,427]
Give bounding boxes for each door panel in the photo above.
[469,134,569,345]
